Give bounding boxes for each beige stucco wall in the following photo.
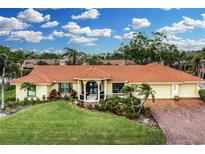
[179,83,199,98]
[15,81,200,100]
[72,83,78,92]
[48,83,59,93]
[106,81,113,93]
[36,85,48,99]
[16,85,27,101]
[16,85,49,100]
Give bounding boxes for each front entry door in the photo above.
[86,81,98,94]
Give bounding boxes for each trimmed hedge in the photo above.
[198,89,205,101]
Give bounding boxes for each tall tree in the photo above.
[63,48,86,65]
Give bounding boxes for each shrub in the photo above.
[30,98,36,105]
[7,101,14,108]
[174,95,179,101]
[5,107,16,115]
[198,89,205,101]
[48,89,61,101]
[70,89,77,98]
[16,99,24,106]
[98,96,140,119]
[141,107,152,118]
[36,97,41,104]
[76,101,84,107]
[63,95,70,101]
[23,98,32,105]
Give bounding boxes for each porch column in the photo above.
[83,81,87,101]
[104,80,107,100]
[96,80,101,101]
[77,80,80,100]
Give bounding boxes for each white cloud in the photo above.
[113,35,123,40]
[113,32,135,40]
[132,18,151,29]
[0,16,29,32]
[71,9,100,20]
[62,22,91,35]
[161,8,172,11]
[123,27,131,31]
[84,42,96,46]
[50,30,64,37]
[88,28,112,37]
[123,31,135,39]
[158,15,205,34]
[17,8,50,23]
[68,36,97,44]
[7,30,53,43]
[0,31,10,36]
[64,33,76,38]
[41,21,59,28]
[163,34,205,51]
[62,22,112,37]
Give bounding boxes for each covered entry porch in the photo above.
[76,79,108,102]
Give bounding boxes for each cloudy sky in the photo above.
[1,8,205,53]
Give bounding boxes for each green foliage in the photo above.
[36,60,48,65]
[63,47,86,65]
[198,89,205,101]
[36,97,41,104]
[5,107,16,115]
[98,96,141,119]
[141,107,152,118]
[20,82,35,90]
[6,101,15,108]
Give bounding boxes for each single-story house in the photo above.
[11,63,205,102]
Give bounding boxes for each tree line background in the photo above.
[1,32,205,79]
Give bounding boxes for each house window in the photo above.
[112,83,124,93]
[59,83,72,93]
[27,87,36,97]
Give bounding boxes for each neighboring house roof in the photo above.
[12,63,204,85]
[100,59,135,65]
[22,59,59,69]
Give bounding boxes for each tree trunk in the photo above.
[1,66,5,110]
[137,97,148,115]
[130,97,136,114]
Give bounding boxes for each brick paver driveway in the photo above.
[145,99,205,144]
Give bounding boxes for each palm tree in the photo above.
[122,84,138,114]
[0,53,8,110]
[63,48,86,65]
[20,82,35,98]
[137,83,155,115]
[191,54,202,76]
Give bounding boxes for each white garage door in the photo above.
[150,85,172,99]
[179,84,198,98]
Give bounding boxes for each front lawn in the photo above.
[0,102,164,144]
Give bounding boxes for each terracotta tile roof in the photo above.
[11,63,204,85]
[73,67,111,79]
[129,63,204,83]
[22,59,59,68]
[11,72,52,84]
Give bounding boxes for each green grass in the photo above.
[0,102,165,145]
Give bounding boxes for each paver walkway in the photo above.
[145,99,205,144]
